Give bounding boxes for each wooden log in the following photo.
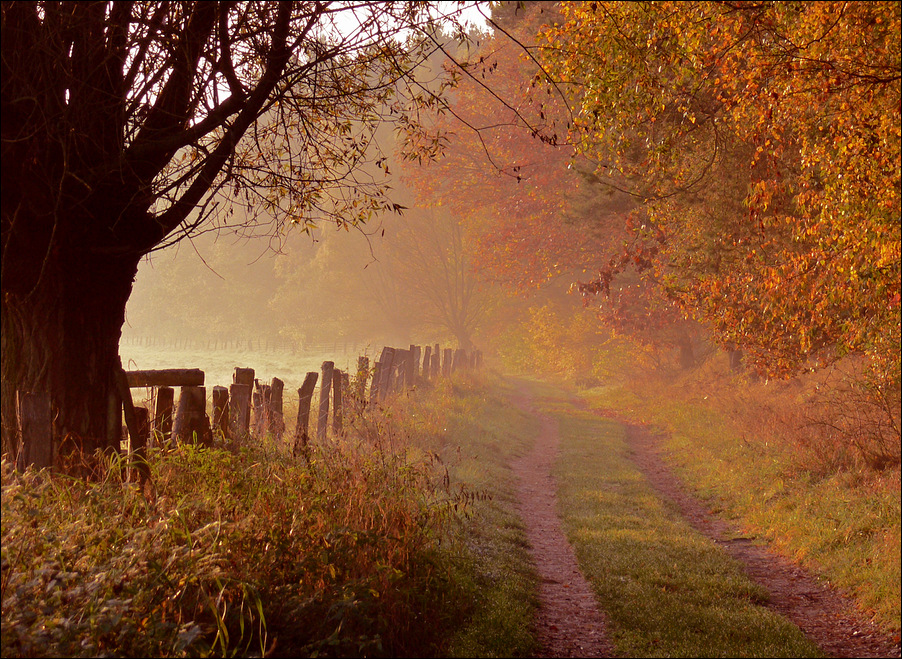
[393,349,409,391]
[332,369,343,435]
[422,346,432,381]
[233,367,255,386]
[377,347,396,401]
[408,344,419,383]
[172,386,209,445]
[442,348,453,377]
[430,352,440,380]
[318,361,334,440]
[270,377,285,440]
[115,363,149,482]
[129,406,150,483]
[229,383,252,439]
[212,386,229,439]
[15,391,53,470]
[295,372,318,448]
[253,383,270,437]
[154,386,174,446]
[126,368,204,388]
[370,361,382,403]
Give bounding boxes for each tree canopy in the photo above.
[536,1,900,380]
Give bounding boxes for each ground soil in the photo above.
[511,386,901,658]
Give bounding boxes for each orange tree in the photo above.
[400,1,700,364]
[538,1,901,384]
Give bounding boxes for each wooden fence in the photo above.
[14,344,483,473]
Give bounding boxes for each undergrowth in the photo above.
[1,384,478,658]
[2,369,541,658]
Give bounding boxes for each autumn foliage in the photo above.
[537,1,900,383]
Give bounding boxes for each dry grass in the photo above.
[1,388,471,657]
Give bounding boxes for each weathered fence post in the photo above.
[332,370,343,435]
[295,372,318,450]
[394,349,409,392]
[15,391,53,470]
[212,386,230,439]
[377,347,396,401]
[370,361,382,403]
[172,386,210,445]
[430,351,440,380]
[408,344,419,384]
[230,368,254,439]
[270,377,285,440]
[442,348,453,377]
[129,406,150,483]
[253,381,271,436]
[318,361,334,440]
[422,345,432,382]
[154,386,174,446]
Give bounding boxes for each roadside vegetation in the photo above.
[1,371,538,658]
[577,359,901,633]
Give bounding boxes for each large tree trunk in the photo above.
[1,250,139,463]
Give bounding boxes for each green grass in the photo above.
[520,378,825,658]
[398,374,541,657]
[579,377,901,633]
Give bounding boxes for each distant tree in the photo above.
[1,1,479,458]
[384,205,489,350]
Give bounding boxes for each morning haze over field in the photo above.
[3,2,899,657]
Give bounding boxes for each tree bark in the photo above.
[2,252,140,463]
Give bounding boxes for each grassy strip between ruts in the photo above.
[577,375,901,634]
[518,377,825,658]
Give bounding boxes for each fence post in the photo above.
[172,386,209,445]
[154,386,174,446]
[394,349,409,392]
[15,391,53,470]
[232,368,254,437]
[253,382,270,437]
[370,361,382,403]
[295,372,318,449]
[408,344,419,384]
[332,369,343,435]
[443,348,453,377]
[270,377,284,440]
[377,347,396,401]
[422,345,432,382]
[318,361,334,440]
[130,406,150,483]
[212,386,229,439]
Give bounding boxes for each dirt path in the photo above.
[510,384,900,658]
[511,391,616,658]
[625,423,901,659]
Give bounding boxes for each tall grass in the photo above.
[2,369,542,658]
[2,390,467,657]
